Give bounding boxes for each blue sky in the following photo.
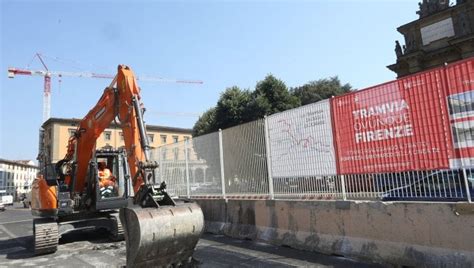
[1,0,418,161]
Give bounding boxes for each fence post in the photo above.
[218,129,226,199]
[184,140,191,199]
[462,168,472,203]
[264,116,274,200]
[159,147,163,184]
[340,175,347,201]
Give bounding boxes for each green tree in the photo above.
[194,75,350,137]
[214,86,252,130]
[245,74,300,121]
[192,107,217,136]
[291,76,352,105]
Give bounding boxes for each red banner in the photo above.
[444,58,474,168]
[332,68,453,174]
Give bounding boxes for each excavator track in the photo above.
[109,213,124,241]
[33,218,59,255]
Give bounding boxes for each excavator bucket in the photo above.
[119,202,204,268]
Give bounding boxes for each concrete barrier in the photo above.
[195,199,474,267]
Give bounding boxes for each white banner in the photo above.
[268,99,337,177]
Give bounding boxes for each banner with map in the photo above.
[267,99,337,177]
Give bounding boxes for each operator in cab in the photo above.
[98,161,117,197]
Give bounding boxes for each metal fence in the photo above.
[152,103,473,203]
[222,119,269,197]
[151,141,188,197]
[151,132,223,198]
[342,169,471,201]
[153,133,473,203]
[188,132,223,196]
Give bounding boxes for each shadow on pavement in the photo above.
[60,229,111,244]
[0,229,122,260]
[199,233,384,268]
[0,235,35,259]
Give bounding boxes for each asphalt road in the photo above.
[0,204,383,267]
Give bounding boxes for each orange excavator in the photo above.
[30,65,204,267]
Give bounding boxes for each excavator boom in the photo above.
[64,66,146,193]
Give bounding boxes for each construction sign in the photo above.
[445,58,474,168]
[332,68,453,174]
[267,99,337,177]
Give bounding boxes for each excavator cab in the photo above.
[92,149,129,211]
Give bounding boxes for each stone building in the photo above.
[388,0,474,77]
[39,117,215,194]
[0,158,38,199]
[41,117,193,164]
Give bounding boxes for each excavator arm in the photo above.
[63,65,149,195]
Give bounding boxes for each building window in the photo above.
[173,136,179,143]
[104,131,112,141]
[147,134,154,143]
[160,135,167,144]
[68,128,76,137]
[184,136,190,141]
[119,132,124,141]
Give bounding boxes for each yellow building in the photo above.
[42,118,192,163]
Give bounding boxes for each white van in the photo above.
[1,195,13,206]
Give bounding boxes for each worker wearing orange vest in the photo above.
[98,161,116,196]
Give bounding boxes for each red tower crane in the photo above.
[7,53,203,123]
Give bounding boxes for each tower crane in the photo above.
[7,53,203,123]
